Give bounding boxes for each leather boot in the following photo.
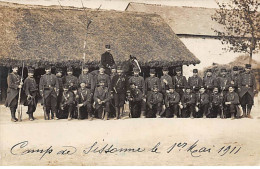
[140,111,146,118]
[242,107,246,118]
[88,113,93,121]
[29,114,34,121]
[120,107,124,119]
[114,108,119,120]
[104,112,108,121]
[247,109,252,119]
[11,110,17,122]
[68,111,72,120]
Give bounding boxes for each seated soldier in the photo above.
[224,86,240,118]
[77,82,93,120]
[94,80,111,120]
[195,86,210,118]
[209,87,223,118]
[146,85,163,118]
[60,84,75,120]
[128,83,143,118]
[180,87,196,118]
[164,85,180,118]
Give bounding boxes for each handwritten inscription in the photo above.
[10,140,242,160]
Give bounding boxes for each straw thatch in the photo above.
[0,2,200,68]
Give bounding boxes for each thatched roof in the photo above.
[0,2,200,68]
[125,2,225,36]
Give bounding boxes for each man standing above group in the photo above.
[188,69,202,94]
[101,44,115,75]
[238,64,256,118]
[5,66,23,122]
[39,66,59,120]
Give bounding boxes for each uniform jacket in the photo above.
[217,75,231,91]
[128,75,145,92]
[181,92,196,105]
[94,86,111,109]
[5,72,21,107]
[95,73,111,89]
[145,76,161,94]
[129,88,143,102]
[238,72,256,98]
[77,88,92,106]
[23,77,38,106]
[165,91,180,107]
[230,73,240,88]
[173,75,187,89]
[160,74,173,92]
[203,76,217,90]
[39,73,59,99]
[225,92,240,105]
[111,74,127,94]
[78,73,95,93]
[57,76,65,92]
[60,91,75,107]
[147,91,163,106]
[210,93,223,106]
[188,76,203,90]
[196,93,210,105]
[101,51,115,68]
[64,75,78,90]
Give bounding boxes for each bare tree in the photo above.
[212,0,260,64]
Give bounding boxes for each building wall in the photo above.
[181,36,260,77]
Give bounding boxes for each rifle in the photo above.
[17,62,24,122]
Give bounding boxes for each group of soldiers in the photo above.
[5,46,257,122]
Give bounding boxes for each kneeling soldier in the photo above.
[209,87,223,118]
[180,87,196,118]
[94,80,111,120]
[165,85,180,118]
[195,86,210,118]
[60,84,75,120]
[77,82,93,120]
[23,67,38,121]
[224,86,240,118]
[146,85,163,118]
[128,83,143,118]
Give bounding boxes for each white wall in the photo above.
[181,37,260,77]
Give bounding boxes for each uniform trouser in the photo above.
[96,102,110,119]
[146,103,162,118]
[165,104,179,118]
[208,105,221,118]
[57,91,62,114]
[224,104,237,118]
[176,89,184,99]
[45,93,57,116]
[195,104,209,118]
[129,101,141,118]
[240,92,253,110]
[27,104,36,115]
[9,96,18,113]
[110,99,116,118]
[79,103,92,119]
[63,104,74,118]
[181,104,195,118]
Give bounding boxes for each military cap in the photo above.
[56,67,63,73]
[169,84,174,89]
[175,67,182,72]
[228,85,234,89]
[153,84,159,89]
[162,67,168,71]
[64,84,70,89]
[221,68,227,72]
[150,69,156,74]
[67,67,73,72]
[233,66,238,71]
[99,64,105,69]
[193,69,198,73]
[82,65,89,69]
[245,64,251,69]
[207,69,212,72]
[12,66,19,69]
[185,86,191,89]
[105,44,111,50]
[27,67,34,73]
[45,65,51,70]
[129,82,135,86]
[133,67,139,72]
[117,65,123,70]
[199,86,205,89]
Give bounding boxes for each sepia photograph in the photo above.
[0,0,259,166]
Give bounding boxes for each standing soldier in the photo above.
[224,86,240,118]
[60,84,75,120]
[209,87,223,118]
[146,85,163,118]
[172,67,187,99]
[145,68,161,97]
[109,65,117,118]
[128,83,143,118]
[203,69,217,95]
[78,65,95,94]
[5,66,23,122]
[230,66,240,93]
[195,86,210,118]
[94,80,111,120]
[64,67,78,93]
[164,85,180,118]
[77,82,93,120]
[23,67,38,121]
[39,66,59,120]
[95,65,111,90]
[128,67,146,118]
[217,68,230,97]
[56,68,64,119]
[180,87,196,118]
[188,69,202,94]
[101,44,115,75]
[160,67,173,95]
[111,66,127,119]
[238,64,257,118]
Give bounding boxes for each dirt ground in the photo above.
[0,97,260,166]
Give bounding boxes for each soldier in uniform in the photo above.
[238,64,257,118]
[217,68,230,97]
[5,66,23,122]
[128,83,143,118]
[23,67,38,121]
[229,66,240,93]
[145,68,161,97]
[111,66,127,119]
[209,87,223,118]
[56,68,64,119]
[94,80,111,120]
[203,69,217,95]
[146,84,163,118]
[224,86,240,118]
[64,67,78,93]
[128,67,146,118]
[60,84,75,120]
[78,65,95,94]
[188,69,202,94]
[195,86,210,118]
[180,87,196,118]
[95,65,111,90]
[39,66,59,120]
[77,82,93,120]
[172,67,187,99]
[101,44,115,75]
[109,65,117,118]
[160,67,173,96]
[164,85,180,118]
